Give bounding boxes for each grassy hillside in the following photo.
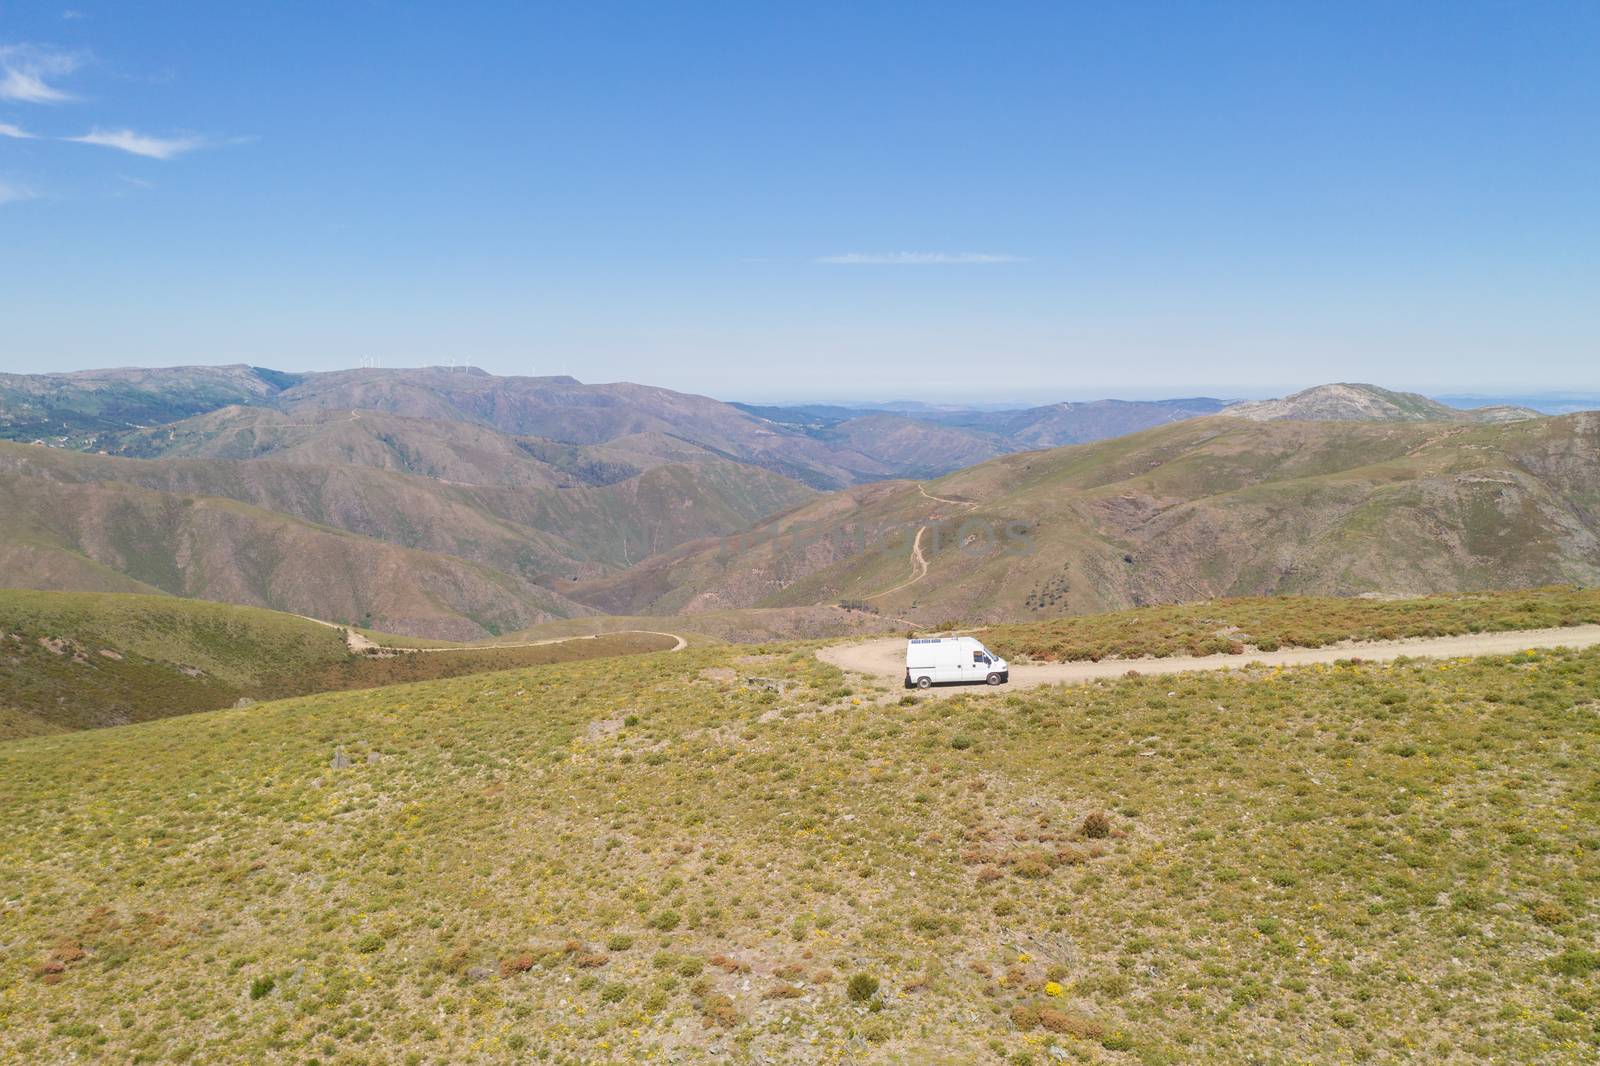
[1,608,1595,1062]
[0,590,677,738]
[573,412,1600,625]
[499,603,906,644]
[979,587,1600,662]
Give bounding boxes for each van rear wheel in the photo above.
[916,676,932,689]
[986,672,1003,686]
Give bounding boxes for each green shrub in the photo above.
[1550,948,1600,976]
[846,973,879,1002]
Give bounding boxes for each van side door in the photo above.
[940,643,963,683]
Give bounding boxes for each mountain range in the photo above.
[1,369,1592,637]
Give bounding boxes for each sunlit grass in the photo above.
[982,586,1600,662]
[1,621,1596,1062]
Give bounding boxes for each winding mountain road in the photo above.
[863,483,979,602]
[864,526,931,601]
[819,624,1600,693]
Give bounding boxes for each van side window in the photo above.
[973,651,985,664]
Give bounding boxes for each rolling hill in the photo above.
[0,439,821,637]
[0,589,680,739]
[0,364,299,446]
[107,406,645,490]
[731,396,1231,472]
[6,364,1238,487]
[914,396,1232,447]
[264,368,902,489]
[562,411,1600,623]
[0,467,592,639]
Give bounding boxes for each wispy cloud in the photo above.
[67,127,204,159]
[815,251,1028,265]
[0,120,37,139]
[0,179,38,204]
[0,43,84,103]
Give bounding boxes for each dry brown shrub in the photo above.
[498,953,535,978]
[700,993,739,1028]
[1038,1008,1105,1038]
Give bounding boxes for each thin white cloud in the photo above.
[0,120,36,138]
[0,179,37,204]
[67,127,204,159]
[815,252,1028,265]
[0,44,84,103]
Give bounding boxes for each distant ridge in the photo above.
[1224,383,1540,423]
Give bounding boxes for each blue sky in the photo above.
[2,2,1597,402]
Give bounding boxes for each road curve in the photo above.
[818,624,1600,693]
[863,483,979,602]
[411,630,689,654]
[297,616,687,655]
[864,526,930,601]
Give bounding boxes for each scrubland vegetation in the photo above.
[0,590,676,738]
[3,602,1597,1063]
[981,587,1600,663]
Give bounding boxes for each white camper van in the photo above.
[905,636,1009,688]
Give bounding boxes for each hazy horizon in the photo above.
[9,358,1600,414]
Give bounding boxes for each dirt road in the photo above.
[818,624,1600,692]
[864,483,977,602]
[301,617,687,655]
[865,526,930,601]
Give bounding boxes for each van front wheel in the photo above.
[986,673,1003,686]
[916,676,932,689]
